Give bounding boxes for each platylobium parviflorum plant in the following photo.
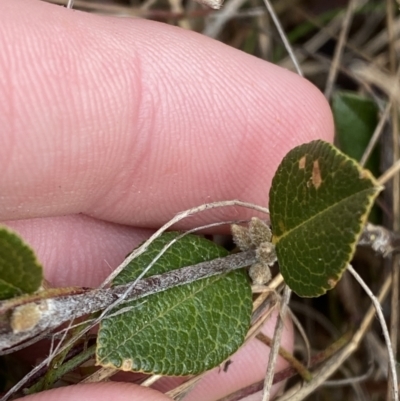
[1,140,396,401]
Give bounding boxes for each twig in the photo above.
[0,250,256,353]
[357,222,400,256]
[3,221,396,355]
[101,200,268,288]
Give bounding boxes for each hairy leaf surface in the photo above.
[96,232,252,375]
[0,226,43,300]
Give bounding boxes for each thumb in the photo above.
[16,383,170,401]
[0,0,334,225]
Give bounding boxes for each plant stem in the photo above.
[1,250,256,353]
[25,344,96,395]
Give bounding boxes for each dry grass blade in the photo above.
[262,0,303,76]
[359,99,393,167]
[279,7,345,71]
[324,0,358,99]
[347,265,398,401]
[386,2,400,399]
[261,285,291,401]
[275,274,392,401]
[80,366,118,383]
[287,309,311,368]
[378,158,400,186]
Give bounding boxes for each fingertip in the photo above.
[17,382,170,401]
[0,0,334,228]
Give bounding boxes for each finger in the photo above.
[0,0,334,227]
[16,382,171,401]
[4,216,153,287]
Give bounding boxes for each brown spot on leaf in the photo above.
[328,277,338,288]
[121,359,133,371]
[299,156,306,169]
[312,160,322,189]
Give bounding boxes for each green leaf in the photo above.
[0,226,43,300]
[269,140,381,297]
[332,91,380,175]
[96,232,252,376]
[333,91,381,224]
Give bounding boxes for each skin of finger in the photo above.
[4,215,153,287]
[16,382,171,401]
[0,0,334,227]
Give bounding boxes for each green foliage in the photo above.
[96,232,252,376]
[0,226,43,300]
[333,91,381,223]
[269,140,381,297]
[333,91,380,175]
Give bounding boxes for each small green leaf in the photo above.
[0,226,43,300]
[269,140,381,297]
[333,91,380,174]
[333,91,381,223]
[96,232,252,376]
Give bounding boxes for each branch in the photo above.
[0,250,256,354]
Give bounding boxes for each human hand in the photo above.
[1,0,333,400]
